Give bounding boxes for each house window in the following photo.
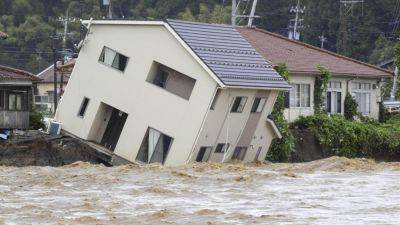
[215,143,230,153]
[8,93,22,111]
[147,62,196,100]
[290,84,310,107]
[78,97,90,117]
[352,82,371,91]
[210,89,221,110]
[328,81,342,89]
[353,92,371,115]
[99,46,128,72]
[352,82,372,115]
[327,91,342,114]
[196,146,212,162]
[231,97,248,113]
[251,97,267,113]
[34,95,49,103]
[231,146,248,161]
[136,127,173,164]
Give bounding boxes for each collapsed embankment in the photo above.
[0,131,110,167]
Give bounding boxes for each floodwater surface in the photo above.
[0,157,400,225]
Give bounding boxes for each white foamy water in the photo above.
[0,157,400,225]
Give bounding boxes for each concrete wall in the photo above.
[55,24,218,166]
[190,88,279,163]
[284,74,381,122]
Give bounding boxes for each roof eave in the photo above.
[290,70,393,78]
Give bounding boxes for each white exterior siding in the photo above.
[55,24,218,166]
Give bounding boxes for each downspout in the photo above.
[185,85,223,164]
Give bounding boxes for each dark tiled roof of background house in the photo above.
[167,20,291,89]
[237,27,393,78]
[0,65,40,81]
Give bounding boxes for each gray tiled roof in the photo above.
[167,19,290,89]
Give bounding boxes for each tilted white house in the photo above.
[55,19,290,166]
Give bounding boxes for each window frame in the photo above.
[135,127,174,165]
[98,46,129,72]
[214,143,230,153]
[77,97,90,118]
[251,97,267,113]
[231,96,248,113]
[289,83,311,108]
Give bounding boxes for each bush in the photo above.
[29,111,46,130]
[266,64,295,162]
[292,114,400,159]
[344,92,358,120]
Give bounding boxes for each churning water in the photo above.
[0,157,400,225]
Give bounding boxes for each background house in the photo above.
[0,65,40,129]
[55,20,290,166]
[35,59,75,113]
[238,28,393,121]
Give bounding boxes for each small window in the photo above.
[215,143,230,153]
[210,89,221,110]
[8,93,22,111]
[99,46,128,72]
[251,97,267,113]
[147,62,196,100]
[136,127,173,164]
[290,84,310,108]
[231,97,248,113]
[78,97,90,117]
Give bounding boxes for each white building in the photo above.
[238,28,393,121]
[54,20,290,166]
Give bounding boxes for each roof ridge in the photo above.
[166,19,234,28]
[239,27,393,76]
[0,65,40,81]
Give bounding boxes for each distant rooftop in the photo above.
[238,27,393,78]
[0,65,40,82]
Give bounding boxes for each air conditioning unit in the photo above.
[47,121,62,135]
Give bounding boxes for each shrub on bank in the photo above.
[29,111,46,130]
[292,114,400,159]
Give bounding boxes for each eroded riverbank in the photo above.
[1,157,400,225]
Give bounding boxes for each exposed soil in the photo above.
[0,131,110,167]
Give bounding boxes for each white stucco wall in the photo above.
[55,24,218,166]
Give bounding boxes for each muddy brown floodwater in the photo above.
[1,157,400,225]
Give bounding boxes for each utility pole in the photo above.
[231,0,259,26]
[231,0,237,25]
[319,34,328,49]
[51,30,59,112]
[103,0,113,19]
[247,0,258,27]
[288,0,305,40]
[338,0,364,54]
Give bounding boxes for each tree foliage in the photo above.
[266,64,295,162]
[314,66,331,114]
[0,0,398,74]
[344,92,359,120]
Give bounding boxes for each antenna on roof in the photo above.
[231,0,260,26]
